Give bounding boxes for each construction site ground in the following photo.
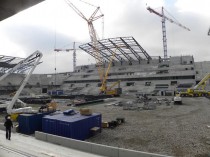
[1,95,210,157]
[82,95,210,157]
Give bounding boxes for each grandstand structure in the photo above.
[0,55,24,73]
[1,37,210,96]
[79,37,152,64]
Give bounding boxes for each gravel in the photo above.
[83,96,210,157]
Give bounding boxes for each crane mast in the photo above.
[54,42,77,71]
[147,6,190,59]
[161,7,167,59]
[65,0,104,81]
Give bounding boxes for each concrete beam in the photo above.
[35,131,47,141]
[91,143,119,157]
[118,148,169,157]
[35,131,172,157]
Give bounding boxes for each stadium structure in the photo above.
[1,36,210,97]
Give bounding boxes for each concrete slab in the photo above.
[72,139,92,153]
[118,148,171,157]
[35,131,47,141]
[45,133,92,153]
[91,143,119,157]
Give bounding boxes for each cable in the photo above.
[102,15,104,39]
[164,7,179,23]
[79,0,97,8]
[54,50,57,86]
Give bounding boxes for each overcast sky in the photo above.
[0,0,209,74]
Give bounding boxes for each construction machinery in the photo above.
[104,80,121,96]
[65,0,121,96]
[147,6,190,59]
[173,93,182,104]
[99,51,122,96]
[39,100,57,113]
[178,73,210,97]
[64,0,104,82]
[0,51,43,115]
[54,42,77,71]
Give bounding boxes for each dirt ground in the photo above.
[84,96,210,157]
[1,95,210,157]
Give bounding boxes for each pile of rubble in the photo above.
[112,95,173,111]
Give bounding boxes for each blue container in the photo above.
[18,113,50,135]
[48,91,52,95]
[56,90,64,95]
[42,113,61,135]
[48,90,63,95]
[42,113,101,140]
[51,91,57,95]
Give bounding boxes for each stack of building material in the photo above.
[79,108,92,115]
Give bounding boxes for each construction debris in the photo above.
[121,97,172,111]
[102,117,125,129]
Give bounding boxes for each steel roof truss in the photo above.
[108,39,133,64]
[98,41,123,62]
[120,37,142,61]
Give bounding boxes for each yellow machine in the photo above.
[179,73,210,97]
[101,80,122,96]
[39,100,57,113]
[65,1,121,96]
[99,52,122,96]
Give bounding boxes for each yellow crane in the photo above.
[178,73,210,97]
[65,0,104,82]
[65,0,121,96]
[99,50,122,96]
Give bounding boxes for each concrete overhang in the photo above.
[0,0,45,21]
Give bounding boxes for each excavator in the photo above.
[0,51,45,117]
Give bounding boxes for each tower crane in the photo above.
[54,42,77,71]
[64,0,104,82]
[147,6,190,59]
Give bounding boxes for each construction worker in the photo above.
[4,115,13,140]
